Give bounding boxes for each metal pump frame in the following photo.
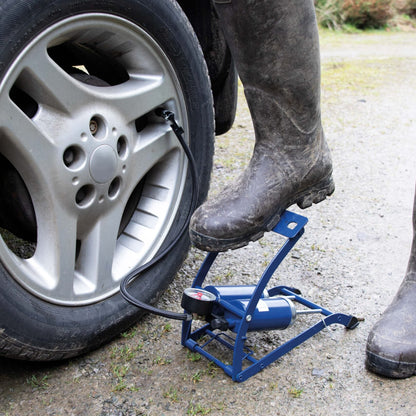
[181,211,358,382]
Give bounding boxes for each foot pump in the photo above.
[181,210,359,382]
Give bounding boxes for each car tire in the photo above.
[0,0,213,360]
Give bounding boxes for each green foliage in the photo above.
[187,351,202,362]
[26,374,49,390]
[164,386,180,403]
[342,0,394,28]
[187,402,212,415]
[288,387,304,398]
[315,0,345,29]
[110,344,140,361]
[315,0,416,29]
[399,0,416,16]
[191,369,204,383]
[120,326,137,339]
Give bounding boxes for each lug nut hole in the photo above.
[108,177,121,199]
[63,145,85,170]
[117,136,128,159]
[76,184,95,207]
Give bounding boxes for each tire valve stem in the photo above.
[155,108,184,136]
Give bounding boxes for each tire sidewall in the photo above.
[0,0,213,359]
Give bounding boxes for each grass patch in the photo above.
[322,59,385,92]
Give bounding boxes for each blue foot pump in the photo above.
[180,210,359,382]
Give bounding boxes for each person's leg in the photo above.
[190,0,334,252]
[366,184,416,378]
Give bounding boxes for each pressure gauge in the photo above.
[181,288,216,316]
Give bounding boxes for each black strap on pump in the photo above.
[120,109,199,321]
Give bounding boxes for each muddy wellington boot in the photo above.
[189,0,334,252]
[366,187,416,378]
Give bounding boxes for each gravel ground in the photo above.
[1,30,416,416]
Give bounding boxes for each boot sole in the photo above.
[366,350,416,379]
[190,176,335,252]
[294,175,335,209]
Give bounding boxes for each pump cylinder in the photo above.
[204,285,269,301]
[224,297,297,332]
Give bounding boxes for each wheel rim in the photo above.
[0,14,189,305]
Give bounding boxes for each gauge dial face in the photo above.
[183,288,216,302]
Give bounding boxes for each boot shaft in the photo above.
[213,0,321,132]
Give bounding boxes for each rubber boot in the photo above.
[190,0,334,252]
[366,186,416,378]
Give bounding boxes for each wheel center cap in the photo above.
[90,145,117,184]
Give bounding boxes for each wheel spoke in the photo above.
[99,75,177,123]
[127,125,181,190]
[18,46,92,114]
[0,97,57,172]
[29,203,78,297]
[74,204,125,295]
